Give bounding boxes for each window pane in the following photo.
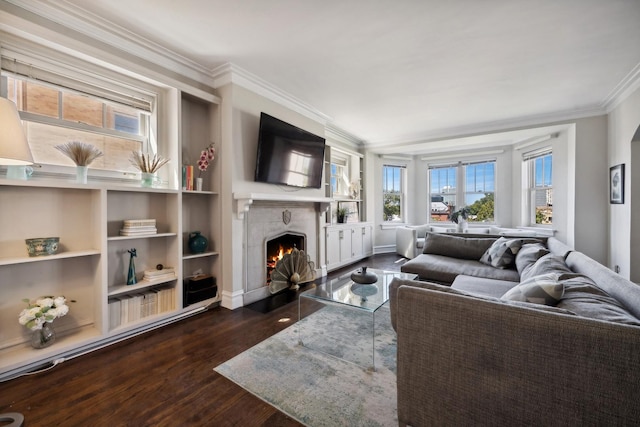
[63,92,103,127]
[107,104,141,134]
[534,188,553,224]
[429,166,457,222]
[25,121,141,171]
[464,161,495,222]
[22,81,59,118]
[383,165,403,221]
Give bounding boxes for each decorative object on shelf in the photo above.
[0,98,34,180]
[6,165,33,180]
[18,296,69,349]
[449,207,470,233]
[54,141,103,184]
[336,206,349,224]
[350,266,378,284]
[119,218,157,236]
[25,237,60,257]
[143,265,176,281]
[127,248,137,285]
[195,143,216,191]
[269,247,315,293]
[349,180,361,199]
[188,231,209,254]
[130,151,170,187]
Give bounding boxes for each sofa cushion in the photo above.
[501,273,565,306]
[422,232,497,260]
[401,253,521,283]
[479,237,525,268]
[452,275,518,298]
[520,253,573,283]
[515,243,551,275]
[557,274,640,326]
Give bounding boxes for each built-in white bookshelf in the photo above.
[0,91,222,381]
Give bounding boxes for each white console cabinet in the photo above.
[325,222,373,271]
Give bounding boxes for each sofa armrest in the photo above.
[395,226,419,259]
[395,285,640,426]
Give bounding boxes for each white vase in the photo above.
[76,166,88,184]
[196,177,203,191]
[457,218,468,233]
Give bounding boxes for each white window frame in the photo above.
[329,150,350,198]
[428,159,497,224]
[382,164,406,223]
[0,43,160,182]
[524,148,553,227]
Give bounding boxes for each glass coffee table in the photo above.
[297,268,416,370]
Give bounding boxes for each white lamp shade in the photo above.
[0,97,34,165]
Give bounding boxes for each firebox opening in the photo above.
[266,233,305,284]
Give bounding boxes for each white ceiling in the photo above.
[43,0,640,150]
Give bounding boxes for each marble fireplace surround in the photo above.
[234,193,332,305]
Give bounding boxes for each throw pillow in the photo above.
[557,275,640,326]
[479,237,525,268]
[515,243,551,276]
[519,253,573,283]
[501,273,565,306]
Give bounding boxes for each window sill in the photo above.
[380,222,407,230]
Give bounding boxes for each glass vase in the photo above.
[31,323,56,349]
[76,165,88,184]
[141,172,156,188]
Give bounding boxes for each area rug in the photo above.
[214,304,397,427]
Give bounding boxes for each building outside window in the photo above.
[382,164,406,222]
[525,150,553,225]
[429,160,495,223]
[1,54,155,178]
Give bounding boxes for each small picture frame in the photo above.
[610,164,625,204]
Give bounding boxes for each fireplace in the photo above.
[241,199,325,305]
[266,232,305,285]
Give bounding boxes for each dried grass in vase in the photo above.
[130,151,170,173]
[55,141,103,166]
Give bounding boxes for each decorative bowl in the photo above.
[350,266,378,284]
[25,237,60,257]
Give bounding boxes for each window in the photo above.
[330,156,349,197]
[429,160,495,223]
[1,53,156,178]
[525,150,552,225]
[382,165,405,222]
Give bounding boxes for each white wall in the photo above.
[608,86,640,279]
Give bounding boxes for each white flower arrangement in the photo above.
[18,296,69,331]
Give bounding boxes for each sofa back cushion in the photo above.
[566,251,640,320]
[519,253,573,283]
[422,232,497,260]
[515,243,551,275]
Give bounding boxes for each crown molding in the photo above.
[324,123,364,149]
[602,61,640,113]
[364,103,606,152]
[211,63,333,125]
[2,0,216,89]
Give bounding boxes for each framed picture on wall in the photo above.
[610,164,625,204]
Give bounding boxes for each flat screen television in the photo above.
[254,112,326,189]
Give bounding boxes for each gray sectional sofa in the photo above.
[390,232,640,426]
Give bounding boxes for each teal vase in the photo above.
[188,232,208,254]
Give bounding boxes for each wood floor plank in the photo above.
[0,254,404,426]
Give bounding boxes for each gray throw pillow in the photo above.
[557,275,640,326]
[422,232,497,260]
[479,237,524,269]
[519,253,573,283]
[515,243,550,276]
[501,273,564,306]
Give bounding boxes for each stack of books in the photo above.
[143,267,176,282]
[120,219,157,236]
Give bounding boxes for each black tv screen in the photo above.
[254,112,326,189]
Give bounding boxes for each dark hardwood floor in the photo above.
[0,254,406,427]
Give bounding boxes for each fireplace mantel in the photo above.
[233,192,333,219]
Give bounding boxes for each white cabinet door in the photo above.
[326,228,342,270]
[351,226,363,259]
[362,224,373,256]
